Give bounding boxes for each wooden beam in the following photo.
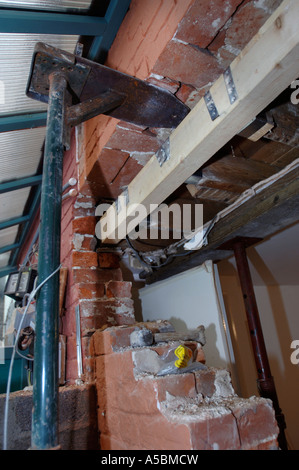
[200,155,278,192]
[99,0,299,244]
[146,162,299,283]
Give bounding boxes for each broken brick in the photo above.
[72,216,96,236]
[106,280,132,299]
[175,0,243,48]
[153,40,224,90]
[73,267,123,284]
[98,252,120,269]
[72,251,98,268]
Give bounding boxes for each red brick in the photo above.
[224,1,275,52]
[91,325,137,356]
[147,75,180,94]
[65,358,79,383]
[175,0,243,48]
[106,280,132,299]
[190,410,241,450]
[80,298,135,324]
[73,201,95,218]
[66,333,77,361]
[72,267,123,284]
[98,252,120,269]
[82,356,95,382]
[153,40,224,89]
[252,438,279,450]
[194,369,216,397]
[208,0,282,68]
[107,156,145,198]
[183,341,206,363]
[72,251,98,268]
[126,413,192,451]
[106,126,160,153]
[87,148,130,188]
[100,434,129,451]
[73,234,97,252]
[78,282,105,300]
[154,374,197,401]
[176,83,208,109]
[230,397,279,450]
[72,216,96,235]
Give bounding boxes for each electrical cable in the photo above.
[126,216,218,271]
[2,264,61,451]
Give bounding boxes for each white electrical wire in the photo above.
[2,264,61,451]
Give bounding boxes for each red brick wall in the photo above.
[79,0,283,203]
[60,135,135,383]
[17,0,284,388]
[91,324,279,450]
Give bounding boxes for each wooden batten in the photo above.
[99,0,299,244]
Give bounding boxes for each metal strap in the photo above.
[156,137,170,167]
[224,66,238,104]
[116,187,129,214]
[204,91,219,121]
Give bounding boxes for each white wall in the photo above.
[139,261,237,382]
[218,258,299,450]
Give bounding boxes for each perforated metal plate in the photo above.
[26,42,90,103]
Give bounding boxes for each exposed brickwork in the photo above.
[79,0,284,203]
[153,39,224,90]
[174,0,244,48]
[58,134,136,384]
[208,0,284,68]
[91,324,279,450]
[81,0,194,195]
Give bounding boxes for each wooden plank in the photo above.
[200,155,278,192]
[98,0,299,244]
[238,115,274,142]
[145,163,299,283]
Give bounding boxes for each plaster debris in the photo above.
[130,151,154,166]
[73,233,85,250]
[213,369,236,398]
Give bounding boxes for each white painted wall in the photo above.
[218,257,299,450]
[139,260,238,384]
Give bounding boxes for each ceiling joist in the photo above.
[99,0,299,245]
[146,159,299,283]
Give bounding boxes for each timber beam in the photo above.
[145,162,299,283]
[99,0,299,244]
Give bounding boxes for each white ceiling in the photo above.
[218,221,299,286]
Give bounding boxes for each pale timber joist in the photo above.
[99,0,299,245]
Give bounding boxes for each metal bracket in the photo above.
[204,91,219,121]
[156,138,170,167]
[116,187,129,214]
[26,42,190,129]
[66,90,125,127]
[224,66,238,105]
[27,42,91,103]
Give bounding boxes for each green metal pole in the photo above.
[31,72,67,450]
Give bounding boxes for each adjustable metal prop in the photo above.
[26,42,189,450]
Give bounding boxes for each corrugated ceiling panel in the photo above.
[0,187,31,222]
[0,34,78,114]
[0,226,18,247]
[0,127,46,183]
[0,252,11,268]
[0,0,92,11]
